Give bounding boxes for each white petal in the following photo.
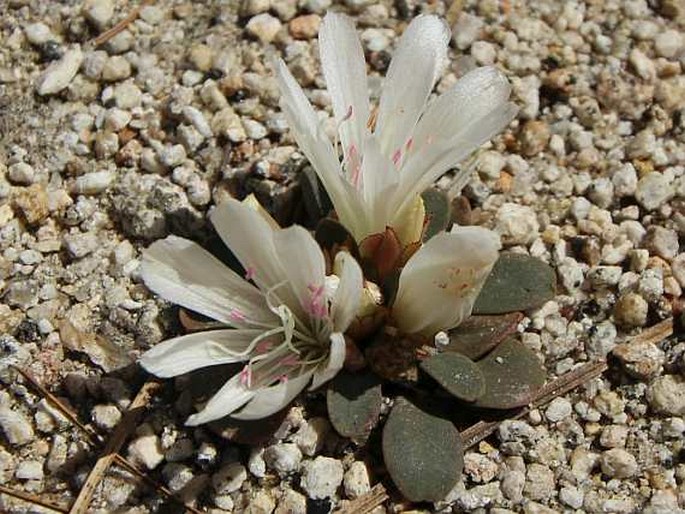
[230,371,313,420]
[375,15,450,158]
[139,329,263,378]
[210,198,284,292]
[141,236,275,328]
[309,332,346,390]
[410,67,512,155]
[319,12,370,167]
[185,374,255,426]
[330,252,364,332]
[395,102,518,216]
[272,226,327,321]
[359,135,400,233]
[392,228,501,336]
[274,59,365,239]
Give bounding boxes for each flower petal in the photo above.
[359,135,400,235]
[375,15,450,158]
[274,58,365,239]
[230,371,313,420]
[139,329,263,378]
[395,101,518,216]
[330,252,364,332]
[272,225,327,321]
[141,236,275,328]
[319,12,370,169]
[185,374,255,426]
[410,67,513,155]
[392,227,501,336]
[210,198,284,292]
[309,332,346,390]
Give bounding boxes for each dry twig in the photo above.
[336,483,389,514]
[460,359,608,449]
[14,367,203,514]
[69,381,160,514]
[0,484,69,513]
[92,0,155,47]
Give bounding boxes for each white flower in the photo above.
[275,12,518,245]
[138,197,363,425]
[391,226,501,337]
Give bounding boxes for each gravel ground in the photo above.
[1,0,685,513]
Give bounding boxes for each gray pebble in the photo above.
[212,461,247,495]
[343,461,370,499]
[301,456,344,499]
[636,172,673,211]
[24,22,53,45]
[72,170,116,195]
[8,162,35,185]
[600,448,638,478]
[545,397,573,422]
[648,375,685,416]
[0,407,35,446]
[264,443,302,476]
[15,460,44,481]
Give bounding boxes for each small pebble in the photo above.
[600,448,638,478]
[301,456,344,499]
[245,13,282,44]
[36,46,83,96]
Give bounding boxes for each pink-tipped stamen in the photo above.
[244,266,256,281]
[280,355,300,367]
[405,137,414,152]
[229,309,246,323]
[239,366,252,388]
[392,148,402,167]
[255,340,273,354]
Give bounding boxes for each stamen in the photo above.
[229,309,246,323]
[392,148,402,167]
[244,266,256,281]
[255,340,273,354]
[405,137,414,151]
[279,374,289,384]
[239,366,252,388]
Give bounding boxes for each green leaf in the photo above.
[421,188,451,241]
[327,371,382,443]
[383,398,463,502]
[420,352,485,402]
[446,312,524,360]
[475,339,546,409]
[473,253,556,315]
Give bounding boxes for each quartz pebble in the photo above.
[0,407,35,446]
[36,47,84,95]
[648,375,685,416]
[301,456,344,499]
[264,443,302,476]
[600,448,638,478]
[245,13,282,44]
[343,461,370,499]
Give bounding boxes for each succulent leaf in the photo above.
[382,397,463,502]
[445,312,524,359]
[475,338,546,409]
[327,370,382,442]
[420,352,485,402]
[473,253,556,314]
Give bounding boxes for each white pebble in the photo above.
[71,170,116,195]
[36,47,84,96]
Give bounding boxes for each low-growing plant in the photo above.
[138,11,557,503]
